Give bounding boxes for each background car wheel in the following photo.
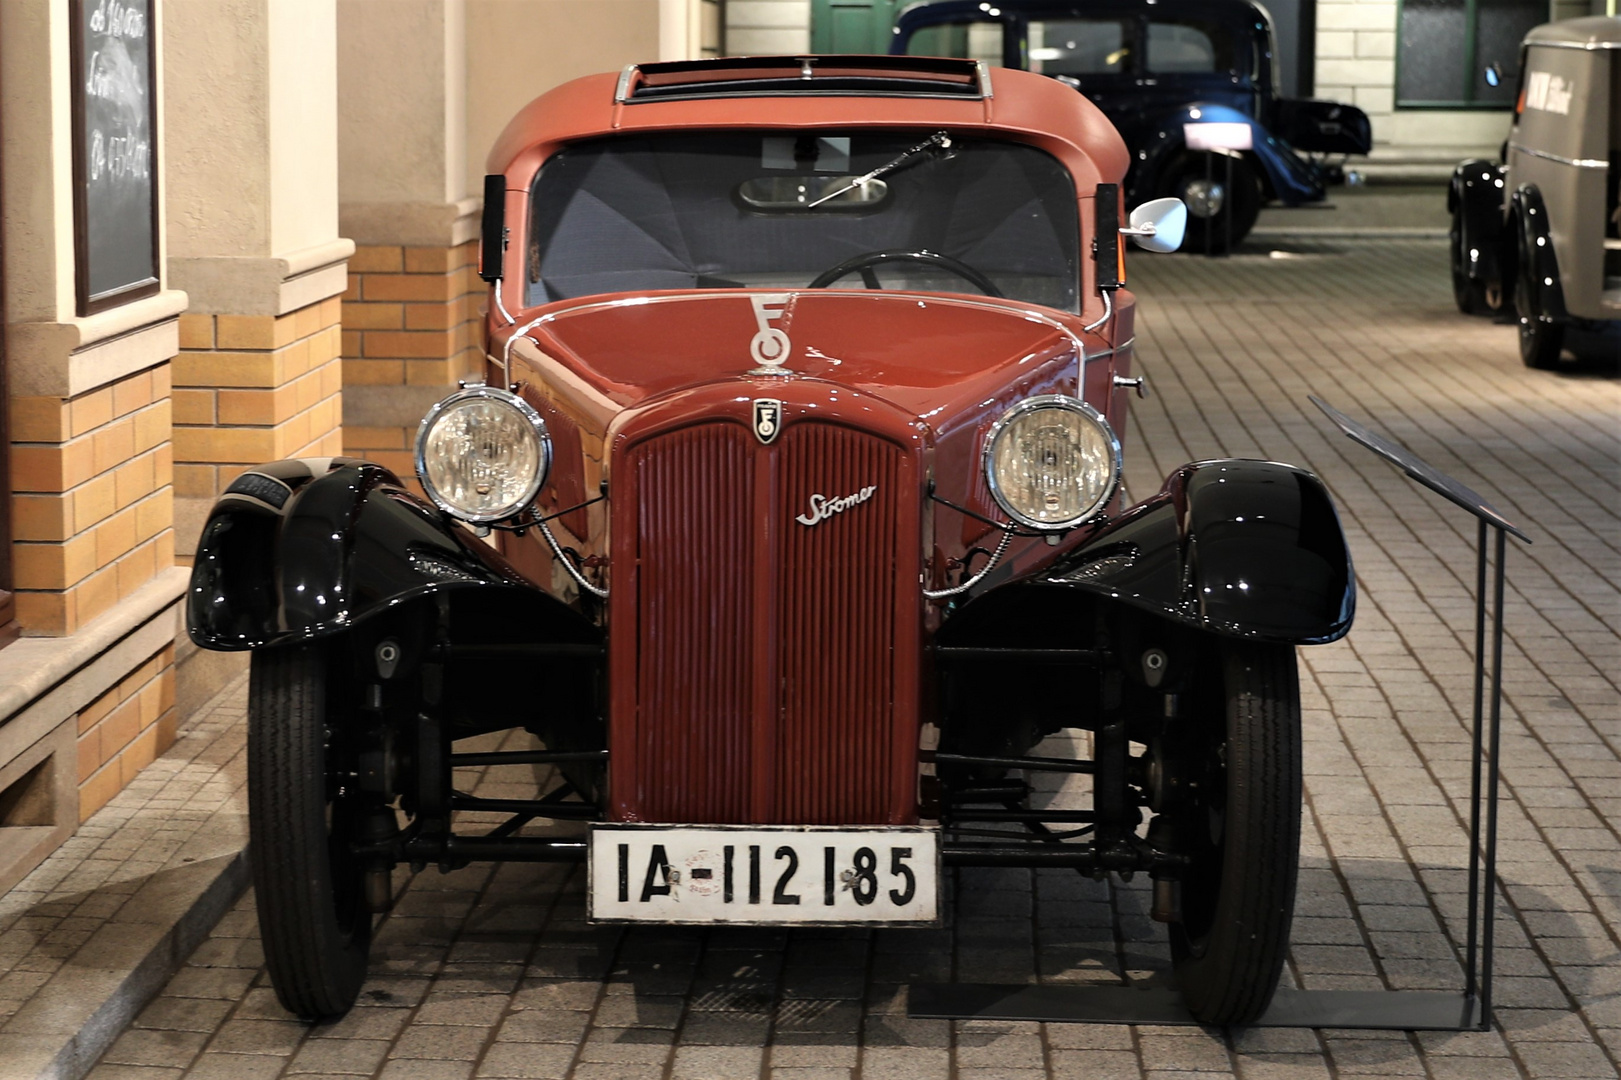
[1449,211,1498,316]
[1169,639,1301,1026]
[249,644,373,1020]
[1162,151,1262,254]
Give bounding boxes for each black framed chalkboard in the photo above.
[70,0,160,316]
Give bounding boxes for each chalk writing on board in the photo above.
[74,0,158,312]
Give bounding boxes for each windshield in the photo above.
[525,132,1081,311]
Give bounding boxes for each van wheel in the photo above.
[1169,640,1301,1026]
[249,644,373,1020]
[1515,271,1565,370]
[1163,152,1262,254]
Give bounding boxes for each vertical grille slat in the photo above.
[772,424,905,824]
[631,426,753,821]
[621,418,914,825]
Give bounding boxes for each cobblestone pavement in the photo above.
[73,239,1621,1080]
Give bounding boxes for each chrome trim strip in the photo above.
[975,61,994,99]
[1509,142,1609,170]
[1527,38,1621,51]
[1082,289,1113,333]
[613,64,637,104]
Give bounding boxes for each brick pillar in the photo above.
[165,0,349,564]
[340,242,483,481]
[171,298,345,533]
[9,367,176,635]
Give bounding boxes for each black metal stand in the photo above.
[908,397,1530,1032]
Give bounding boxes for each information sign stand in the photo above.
[909,396,1530,1032]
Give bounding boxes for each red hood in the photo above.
[504,291,1087,434]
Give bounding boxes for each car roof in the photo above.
[485,56,1130,189]
[1524,15,1621,49]
[895,0,1263,29]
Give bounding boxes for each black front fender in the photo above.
[187,458,577,650]
[971,459,1353,644]
[1056,459,1353,642]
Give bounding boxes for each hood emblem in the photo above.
[748,293,793,375]
[796,485,877,527]
[753,399,783,445]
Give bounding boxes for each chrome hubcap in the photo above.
[1182,178,1226,218]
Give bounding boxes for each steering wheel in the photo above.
[807,249,1004,298]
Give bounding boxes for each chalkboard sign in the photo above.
[71,0,160,315]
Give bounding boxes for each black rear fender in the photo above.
[1451,159,1508,284]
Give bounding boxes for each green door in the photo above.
[811,0,906,54]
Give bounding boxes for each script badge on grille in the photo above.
[753,399,783,445]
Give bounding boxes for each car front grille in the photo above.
[613,419,916,825]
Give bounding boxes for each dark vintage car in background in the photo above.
[1448,15,1621,367]
[187,55,1355,1025]
[892,0,1372,250]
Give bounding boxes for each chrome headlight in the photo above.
[984,396,1121,530]
[415,385,551,524]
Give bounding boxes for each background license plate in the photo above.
[589,825,940,925]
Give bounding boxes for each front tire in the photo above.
[249,645,374,1020]
[1169,640,1301,1026]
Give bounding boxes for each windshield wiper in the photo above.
[804,131,954,208]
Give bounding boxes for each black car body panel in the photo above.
[187,460,596,653]
[891,0,1370,208]
[1450,159,1509,286]
[944,458,1355,649]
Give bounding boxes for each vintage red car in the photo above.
[188,55,1355,1024]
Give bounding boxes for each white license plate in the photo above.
[588,825,940,925]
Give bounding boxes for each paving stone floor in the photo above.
[73,239,1621,1079]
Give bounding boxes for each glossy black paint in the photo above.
[187,460,596,652]
[951,459,1355,645]
[890,0,1369,209]
[1510,183,1567,321]
[1449,159,1508,285]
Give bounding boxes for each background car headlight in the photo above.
[415,385,551,523]
[984,396,1121,530]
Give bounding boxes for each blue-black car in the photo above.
[891,0,1372,250]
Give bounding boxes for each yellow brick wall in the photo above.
[7,366,176,636]
[74,643,177,821]
[172,296,345,538]
[342,241,483,481]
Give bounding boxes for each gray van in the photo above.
[1449,16,1621,367]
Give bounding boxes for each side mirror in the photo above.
[1484,63,1502,88]
[1120,198,1187,253]
[479,173,506,284]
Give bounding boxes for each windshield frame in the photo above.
[522,128,1086,312]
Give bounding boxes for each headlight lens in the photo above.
[984,396,1121,530]
[415,386,551,523]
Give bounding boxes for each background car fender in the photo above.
[1509,183,1567,321]
[187,459,594,650]
[1132,103,1323,207]
[1449,160,1507,285]
[949,459,1354,645]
